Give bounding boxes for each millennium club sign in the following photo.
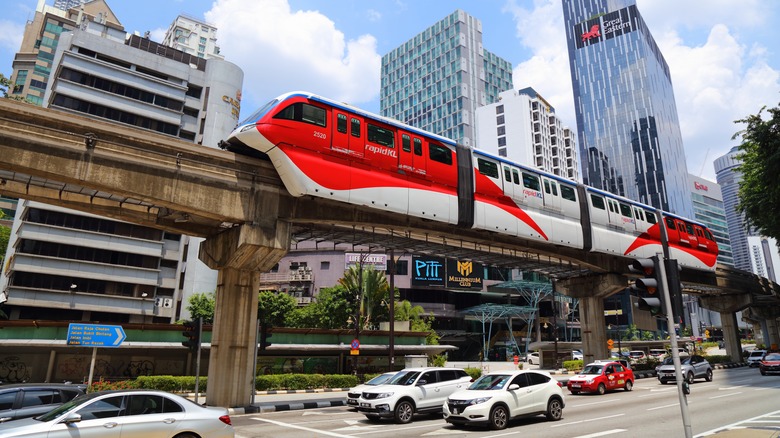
[575,5,639,49]
[445,259,483,290]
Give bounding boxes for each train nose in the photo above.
[224,123,274,158]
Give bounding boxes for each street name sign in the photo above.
[67,323,126,348]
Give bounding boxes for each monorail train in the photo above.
[226,91,718,271]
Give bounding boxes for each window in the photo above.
[497,126,505,136]
[478,158,499,178]
[402,134,411,152]
[527,372,550,386]
[419,371,438,384]
[646,211,657,224]
[429,143,452,165]
[560,185,576,201]
[498,136,506,146]
[591,194,606,210]
[390,259,408,275]
[620,203,632,218]
[320,261,330,270]
[686,224,694,234]
[522,172,540,191]
[496,105,504,114]
[368,124,395,147]
[497,115,505,125]
[0,390,18,410]
[512,169,520,185]
[274,103,326,127]
[21,389,60,407]
[351,118,361,137]
[504,166,512,182]
[413,138,422,155]
[77,396,124,420]
[510,373,529,388]
[666,217,676,230]
[337,114,347,133]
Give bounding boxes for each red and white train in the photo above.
[226,91,719,271]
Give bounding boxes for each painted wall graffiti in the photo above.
[0,356,32,383]
[55,355,164,381]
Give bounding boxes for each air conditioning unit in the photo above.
[154,297,174,308]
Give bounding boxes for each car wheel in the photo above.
[545,398,563,421]
[174,434,198,438]
[686,372,695,384]
[659,379,667,385]
[761,370,767,376]
[488,405,508,430]
[570,390,580,395]
[597,383,606,395]
[365,414,382,422]
[705,369,713,382]
[624,380,633,391]
[394,400,414,424]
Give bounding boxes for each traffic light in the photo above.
[630,256,665,317]
[182,318,202,351]
[259,323,273,350]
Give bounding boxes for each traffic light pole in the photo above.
[657,252,692,438]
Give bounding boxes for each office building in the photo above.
[161,14,223,60]
[562,0,693,218]
[476,87,580,181]
[380,10,513,147]
[1,0,241,323]
[714,146,754,272]
[688,174,733,267]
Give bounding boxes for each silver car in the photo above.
[657,355,713,384]
[0,389,234,438]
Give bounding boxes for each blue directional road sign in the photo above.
[67,323,127,348]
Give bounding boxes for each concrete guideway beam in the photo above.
[199,222,291,408]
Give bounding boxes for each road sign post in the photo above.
[66,323,126,391]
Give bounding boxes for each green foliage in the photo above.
[338,265,391,329]
[705,355,734,364]
[429,354,446,367]
[734,103,780,241]
[134,375,207,392]
[255,373,357,391]
[185,291,215,323]
[563,359,583,371]
[464,367,482,380]
[88,378,140,393]
[257,290,297,326]
[0,73,28,102]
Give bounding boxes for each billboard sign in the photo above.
[411,256,445,287]
[345,253,387,270]
[576,5,638,49]
[446,259,484,290]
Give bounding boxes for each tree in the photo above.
[257,291,297,326]
[733,102,780,241]
[186,291,215,324]
[0,73,27,102]
[337,265,391,330]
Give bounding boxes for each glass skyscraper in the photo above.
[562,0,693,218]
[380,10,513,147]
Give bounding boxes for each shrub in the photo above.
[88,378,139,393]
[135,375,206,393]
[464,367,482,380]
[562,359,582,371]
[255,374,357,391]
[706,355,734,364]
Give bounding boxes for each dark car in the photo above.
[0,383,87,423]
[759,352,780,375]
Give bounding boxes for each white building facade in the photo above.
[161,14,223,60]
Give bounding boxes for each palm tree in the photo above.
[338,265,390,330]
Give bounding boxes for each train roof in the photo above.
[585,186,708,228]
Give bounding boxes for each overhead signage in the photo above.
[67,323,126,348]
[345,253,387,270]
[411,256,445,287]
[445,259,484,290]
[576,5,638,49]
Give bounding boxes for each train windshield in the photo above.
[238,98,279,125]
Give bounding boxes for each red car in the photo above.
[759,352,780,375]
[567,361,634,395]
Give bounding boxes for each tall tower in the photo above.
[161,14,224,60]
[714,146,755,271]
[562,0,693,218]
[380,10,513,147]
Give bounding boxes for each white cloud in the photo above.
[0,20,24,55]
[204,0,381,114]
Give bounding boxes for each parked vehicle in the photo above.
[0,389,234,437]
[527,352,540,365]
[747,350,767,367]
[657,354,713,384]
[443,370,565,430]
[628,351,646,361]
[648,349,667,359]
[0,383,86,423]
[347,372,397,407]
[356,367,472,424]
[759,352,780,375]
[566,361,634,395]
[572,350,583,360]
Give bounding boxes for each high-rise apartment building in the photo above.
[476,87,580,181]
[688,174,733,267]
[1,0,242,323]
[562,0,693,218]
[161,14,223,60]
[714,146,756,272]
[52,0,83,11]
[380,10,513,147]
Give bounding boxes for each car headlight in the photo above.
[466,397,492,406]
[375,392,394,399]
[586,378,595,384]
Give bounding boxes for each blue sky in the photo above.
[2,0,779,182]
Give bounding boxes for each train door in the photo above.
[332,112,350,155]
[664,217,680,246]
[541,177,562,211]
[681,221,698,248]
[502,165,517,200]
[473,155,515,234]
[399,134,427,178]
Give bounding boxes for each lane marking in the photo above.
[646,402,680,411]
[551,413,625,428]
[694,409,780,437]
[253,417,355,437]
[573,430,628,438]
[709,392,742,399]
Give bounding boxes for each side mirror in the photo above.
[507,384,520,391]
[63,413,82,424]
[416,379,427,386]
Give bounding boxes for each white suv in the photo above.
[356,367,472,423]
[747,350,767,367]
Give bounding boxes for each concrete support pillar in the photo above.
[199,222,290,408]
[579,296,608,363]
[720,312,741,362]
[766,318,780,350]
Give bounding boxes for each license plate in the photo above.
[360,403,371,408]
[347,400,357,405]
[571,384,581,388]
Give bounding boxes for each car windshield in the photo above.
[468,374,511,390]
[582,364,604,375]
[238,98,279,125]
[661,357,674,365]
[366,373,395,385]
[764,353,780,361]
[749,351,765,357]
[387,371,421,386]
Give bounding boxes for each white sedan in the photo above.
[443,370,565,430]
[0,390,234,438]
[527,352,540,365]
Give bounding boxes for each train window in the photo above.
[478,158,499,178]
[646,211,657,224]
[551,182,558,196]
[504,166,512,182]
[686,224,694,234]
[560,185,576,201]
[590,194,606,210]
[413,138,422,155]
[274,102,326,127]
[607,199,616,213]
[368,124,394,147]
[620,203,632,218]
[705,229,714,240]
[337,114,347,133]
[544,180,550,194]
[351,118,361,137]
[512,169,520,185]
[402,134,411,152]
[522,173,540,191]
[696,228,704,237]
[429,143,452,165]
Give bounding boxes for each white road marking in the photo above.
[550,413,625,428]
[709,392,742,399]
[572,430,628,438]
[253,416,355,437]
